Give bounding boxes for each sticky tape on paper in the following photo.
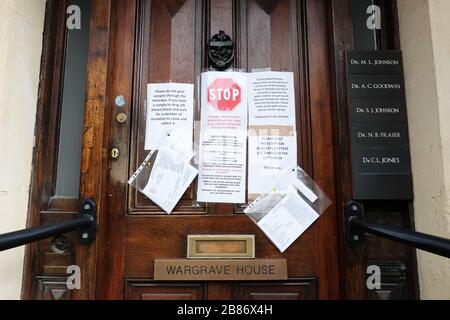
[293,178,318,203]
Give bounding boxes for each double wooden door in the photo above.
[88,0,339,300]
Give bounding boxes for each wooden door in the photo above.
[94,0,339,300]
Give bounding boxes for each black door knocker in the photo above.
[208,30,235,71]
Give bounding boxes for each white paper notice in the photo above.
[197,72,248,203]
[141,147,198,214]
[145,83,194,153]
[248,134,297,192]
[257,193,319,252]
[248,72,297,197]
[248,72,296,126]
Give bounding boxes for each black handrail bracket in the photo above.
[346,200,366,246]
[79,199,97,244]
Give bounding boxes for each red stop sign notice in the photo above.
[207,79,241,111]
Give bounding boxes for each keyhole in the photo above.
[111,148,120,159]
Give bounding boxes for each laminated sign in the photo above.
[197,72,248,204]
[128,146,198,214]
[244,166,332,252]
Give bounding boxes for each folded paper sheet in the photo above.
[129,147,198,214]
[244,166,332,252]
[257,192,319,252]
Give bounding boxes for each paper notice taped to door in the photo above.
[145,83,194,155]
[197,71,248,204]
[247,72,297,199]
[257,192,320,253]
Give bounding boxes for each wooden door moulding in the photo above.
[23,0,114,300]
[21,0,71,300]
[95,0,136,299]
[75,0,112,300]
[327,0,366,300]
[304,0,340,299]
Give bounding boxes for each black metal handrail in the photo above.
[347,201,450,259]
[0,199,97,252]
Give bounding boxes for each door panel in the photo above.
[242,0,310,168]
[125,216,316,278]
[37,277,74,301]
[130,0,203,214]
[125,281,205,300]
[245,0,298,71]
[233,279,317,300]
[97,0,339,300]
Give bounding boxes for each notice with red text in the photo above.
[197,72,248,203]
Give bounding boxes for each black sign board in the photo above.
[353,174,413,200]
[347,51,413,200]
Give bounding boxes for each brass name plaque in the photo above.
[187,235,255,259]
[154,259,287,281]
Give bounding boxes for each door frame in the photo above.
[22,0,408,300]
[21,0,111,300]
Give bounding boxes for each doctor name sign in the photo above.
[347,50,413,200]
